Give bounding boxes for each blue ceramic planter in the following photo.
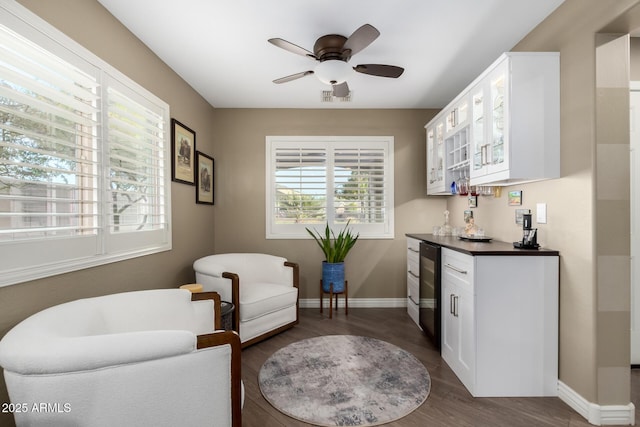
[322,261,345,293]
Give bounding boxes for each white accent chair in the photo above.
[193,253,299,347]
[0,289,242,427]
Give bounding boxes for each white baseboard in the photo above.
[299,298,407,309]
[557,381,636,425]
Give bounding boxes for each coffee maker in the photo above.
[513,213,539,249]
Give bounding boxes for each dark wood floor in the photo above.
[241,308,639,427]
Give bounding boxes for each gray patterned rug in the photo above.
[258,335,431,426]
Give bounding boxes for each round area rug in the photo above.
[258,335,431,426]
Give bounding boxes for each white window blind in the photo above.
[0,3,171,286]
[266,136,394,239]
[0,24,100,242]
[273,145,327,224]
[106,83,167,233]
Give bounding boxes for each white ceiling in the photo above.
[97,0,564,109]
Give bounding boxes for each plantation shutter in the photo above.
[266,136,394,239]
[0,24,100,242]
[273,144,327,224]
[106,81,167,228]
[334,146,387,224]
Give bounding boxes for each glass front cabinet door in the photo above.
[471,85,485,176]
[426,119,446,194]
[488,60,509,175]
[470,58,509,181]
[445,95,469,137]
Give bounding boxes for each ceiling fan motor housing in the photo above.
[313,34,349,61]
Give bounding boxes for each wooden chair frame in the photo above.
[192,291,242,427]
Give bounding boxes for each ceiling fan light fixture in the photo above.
[314,60,352,85]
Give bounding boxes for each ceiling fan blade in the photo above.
[354,64,404,78]
[268,38,317,59]
[342,24,380,58]
[332,81,350,98]
[273,71,314,84]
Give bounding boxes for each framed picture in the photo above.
[171,119,196,185]
[468,195,478,208]
[464,209,473,224]
[515,208,531,225]
[508,190,522,206]
[196,151,214,205]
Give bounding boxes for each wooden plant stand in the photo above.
[319,280,348,319]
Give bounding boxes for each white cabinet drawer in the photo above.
[407,257,419,281]
[407,296,419,325]
[407,271,419,327]
[407,275,419,303]
[407,237,421,254]
[406,237,422,328]
[442,248,474,293]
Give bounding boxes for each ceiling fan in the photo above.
[268,24,404,98]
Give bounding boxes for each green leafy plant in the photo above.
[306,221,359,263]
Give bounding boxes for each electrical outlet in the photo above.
[536,203,547,224]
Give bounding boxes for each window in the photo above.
[266,136,394,239]
[0,3,170,286]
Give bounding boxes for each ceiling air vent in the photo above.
[321,90,352,102]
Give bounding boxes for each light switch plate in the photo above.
[536,203,547,224]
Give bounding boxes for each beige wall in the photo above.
[211,109,444,300]
[0,1,219,424]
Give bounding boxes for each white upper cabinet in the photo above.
[470,52,559,185]
[425,52,559,195]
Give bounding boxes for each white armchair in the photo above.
[193,253,299,347]
[0,289,242,427]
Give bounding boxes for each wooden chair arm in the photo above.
[191,291,222,330]
[284,261,300,325]
[284,261,299,289]
[196,330,242,427]
[222,272,240,335]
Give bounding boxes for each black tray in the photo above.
[458,235,492,242]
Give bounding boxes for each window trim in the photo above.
[265,135,394,239]
[0,2,171,287]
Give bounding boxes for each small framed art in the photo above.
[171,119,196,185]
[464,209,473,223]
[468,195,478,208]
[508,190,522,206]
[196,151,214,205]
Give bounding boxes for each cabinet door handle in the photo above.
[481,144,491,166]
[450,294,455,315]
[408,247,419,253]
[408,270,419,279]
[453,295,459,317]
[445,263,468,274]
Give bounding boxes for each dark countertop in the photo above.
[406,233,559,256]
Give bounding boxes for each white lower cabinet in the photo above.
[406,238,421,327]
[441,248,475,389]
[441,247,559,397]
